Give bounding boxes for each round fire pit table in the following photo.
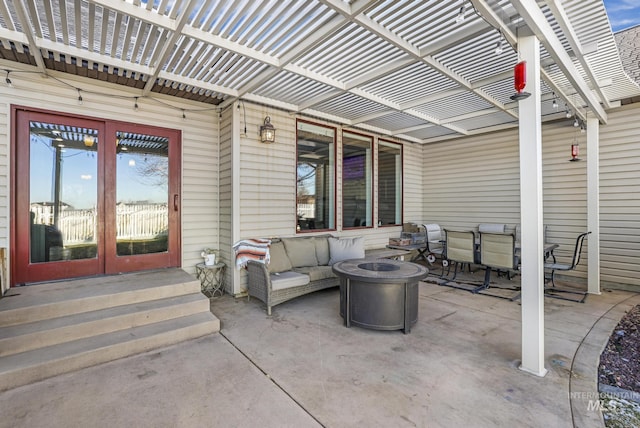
[332,259,428,334]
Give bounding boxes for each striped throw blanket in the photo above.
[233,239,271,269]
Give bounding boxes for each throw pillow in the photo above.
[328,236,365,266]
[268,241,293,273]
[315,236,330,265]
[282,237,318,268]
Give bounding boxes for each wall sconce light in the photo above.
[569,143,580,162]
[83,135,95,147]
[260,116,276,143]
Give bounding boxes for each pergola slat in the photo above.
[0,0,636,142]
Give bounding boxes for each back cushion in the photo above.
[479,223,506,233]
[315,237,330,265]
[328,236,365,266]
[268,241,293,273]
[282,237,318,268]
[423,224,442,242]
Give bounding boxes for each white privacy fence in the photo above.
[31,204,168,244]
[297,203,315,219]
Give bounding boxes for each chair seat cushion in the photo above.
[293,266,336,282]
[270,271,310,290]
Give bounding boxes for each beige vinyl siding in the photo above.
[402,139,425,225]
[180,111,220,274]
[236,103,419,243]
[239,105,297,239]
[0,96,8,294]
[599,104,640,288]
[228,103,422,293]
[0,67,219,287]
[422,130,522,230]
[218,106,235,294]
[422,121,592,283]
[541,122,589,282]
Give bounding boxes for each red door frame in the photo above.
[10,106,182,286]
[104,120,182,274]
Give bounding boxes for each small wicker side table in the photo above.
[195,262,226,297]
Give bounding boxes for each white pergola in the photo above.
[1,0,639,376]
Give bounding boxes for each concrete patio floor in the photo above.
[1,271,638,428]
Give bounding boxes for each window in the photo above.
[377,140,402,226]
[296,121,335,232]
[342,131,372,228]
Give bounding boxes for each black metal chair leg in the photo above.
[544,270,588,303]
[475,267,491,293]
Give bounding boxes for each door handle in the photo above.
[173,194,179,211]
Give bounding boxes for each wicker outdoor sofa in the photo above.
[246,235,354,315]
[246,235,408,315]
[247,261,339,316]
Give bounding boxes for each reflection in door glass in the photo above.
[116,131,169,256]
[29,122,98,262]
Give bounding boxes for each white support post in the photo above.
[586,117,601,294]
[231,102,242,295]
[517,32,547,377]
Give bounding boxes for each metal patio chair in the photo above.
[477,232,520,300]
[422,223,445,275]
[543,231,591,303]
[442,229,481,291]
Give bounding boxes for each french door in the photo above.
[12,108,181,285]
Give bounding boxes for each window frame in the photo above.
[341,130,373,230]
[295,119,337,234]
[377,138,403,227]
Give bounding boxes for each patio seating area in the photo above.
[1,277,637,427]
[0,1,640,426]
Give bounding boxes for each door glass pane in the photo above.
[116,131,169,256]
[29,122,98,262]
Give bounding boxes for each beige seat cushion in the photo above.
[270,271,310,291]
[293,266,336,282]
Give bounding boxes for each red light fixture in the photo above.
[510,61,531,101]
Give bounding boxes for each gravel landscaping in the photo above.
[598,305,640,427]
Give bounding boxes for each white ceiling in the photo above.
[0,0,638,143]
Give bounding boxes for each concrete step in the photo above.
[0,269,201,327]
[0,293,210,357]
[0,312,220,392]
